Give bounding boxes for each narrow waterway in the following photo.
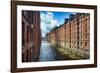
[38,41,67,62]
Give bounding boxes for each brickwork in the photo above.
[22,11,41,62]
[46,13,90,53]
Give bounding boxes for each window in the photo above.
[85,18,87,24]
[27,26,29,43]
[22,21,25,46]
[85,42,87,46]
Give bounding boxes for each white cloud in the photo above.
[40,12,59,37]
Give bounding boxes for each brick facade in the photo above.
[46,13,90,53]
[22,11,41,62]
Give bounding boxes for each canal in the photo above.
[38,41,67,62]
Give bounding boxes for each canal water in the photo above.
[39,41,67,62]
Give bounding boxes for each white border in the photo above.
[17,5,94,68]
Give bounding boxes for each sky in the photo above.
[40,11,76,37]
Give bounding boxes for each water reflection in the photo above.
[39,41,66,62]
[39,41,55,61]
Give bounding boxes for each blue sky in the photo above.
[40,11,76,37]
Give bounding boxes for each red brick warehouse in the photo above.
[22,10,41,62]
[46,13,90,59]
